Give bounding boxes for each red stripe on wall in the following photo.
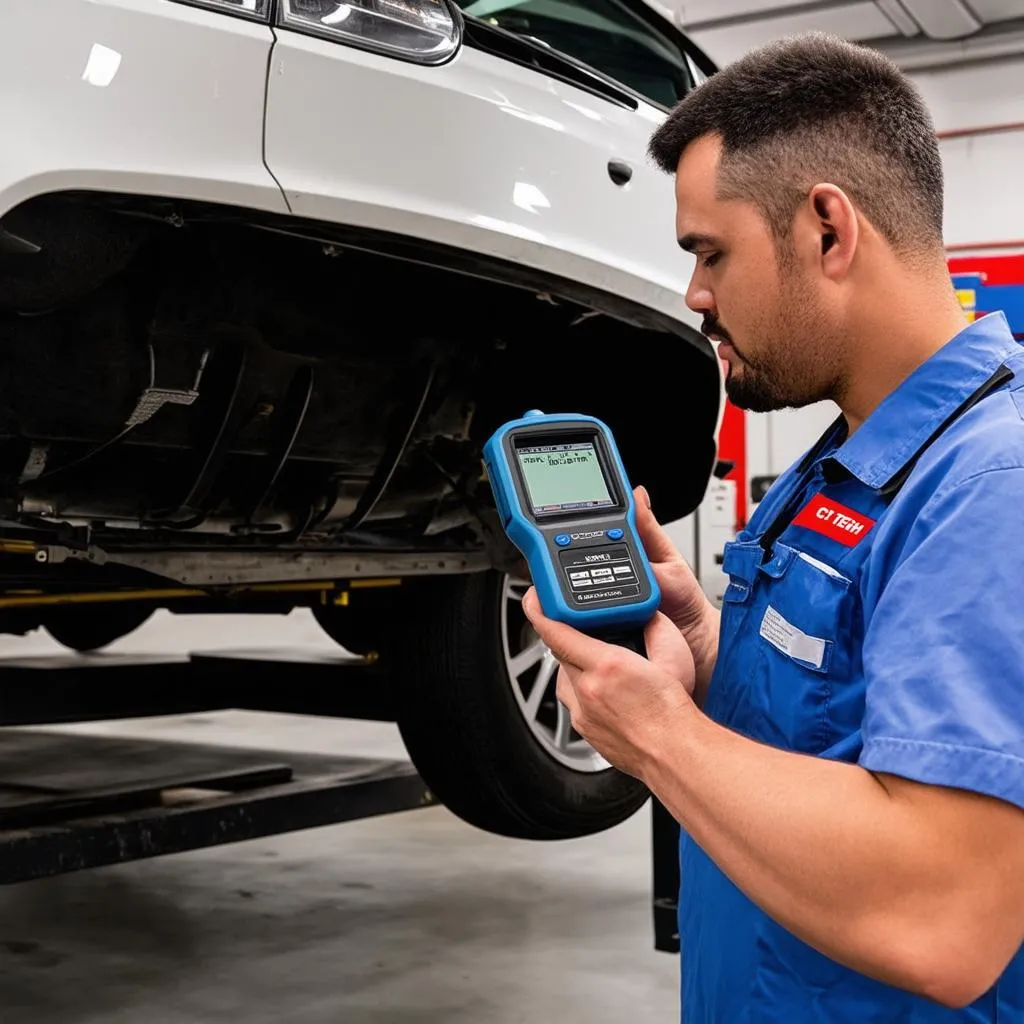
[717,396,747,531]
[948,253,1024,285]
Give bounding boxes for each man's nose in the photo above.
[685,273,715,317]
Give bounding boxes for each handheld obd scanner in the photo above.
[483,410,660,655]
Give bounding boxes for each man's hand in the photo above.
[521,588,695,779]
[633,485,720,704]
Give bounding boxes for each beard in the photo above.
[724,356,799,412]
[712,285,839,413]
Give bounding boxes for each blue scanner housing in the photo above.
[483,410,660,635]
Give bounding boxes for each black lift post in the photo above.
[652,797,681,953]
[0,648,434,885]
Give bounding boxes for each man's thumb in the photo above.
[633,486,679,563]
[522,588,603,669]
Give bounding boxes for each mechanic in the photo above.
[522,31,1024,1023]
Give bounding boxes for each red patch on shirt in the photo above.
[792,494,876,547]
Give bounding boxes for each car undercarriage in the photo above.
[0,192,719,599]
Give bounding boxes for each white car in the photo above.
[0,0,721,839]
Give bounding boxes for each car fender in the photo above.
[0,0,287,220]
[263,30,701,330]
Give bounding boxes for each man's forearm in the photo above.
[641,706,1011,1005]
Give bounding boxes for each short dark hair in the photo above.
[648,32,944,255]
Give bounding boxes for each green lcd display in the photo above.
[515,441,615,514]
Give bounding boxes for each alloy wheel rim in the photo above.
[499,575,610,772]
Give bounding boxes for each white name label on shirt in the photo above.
[760,605,826,669]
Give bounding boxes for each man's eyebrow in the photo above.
[678,233,718,253]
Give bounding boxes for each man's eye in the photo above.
[701,252,721,268]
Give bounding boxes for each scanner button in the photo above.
[606,528,624,540]
[554,534,571,547]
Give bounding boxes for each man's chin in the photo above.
[724,376,788,413]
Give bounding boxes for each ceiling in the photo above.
[669,0,1024,69]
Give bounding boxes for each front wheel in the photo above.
[390,571,649,840]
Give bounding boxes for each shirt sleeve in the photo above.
[858,466,1024,811]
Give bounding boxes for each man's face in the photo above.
[674,135,842,412]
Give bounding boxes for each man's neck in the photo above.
[838,275,970,435]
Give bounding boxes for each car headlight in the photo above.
[171,0,461,66]
[278,0,461,65]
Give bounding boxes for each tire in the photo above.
[390,571,649,840]
[44,604,154,653]
[312,587,411,659]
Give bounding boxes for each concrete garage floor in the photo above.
[0,612,679,1023]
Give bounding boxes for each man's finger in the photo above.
[644,609,674,647]
[522,588,616,671]
[555,665,580,718]
[634,485,682,563]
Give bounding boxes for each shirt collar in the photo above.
[824,311,1020,490]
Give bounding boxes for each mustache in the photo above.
[701,316,733,343]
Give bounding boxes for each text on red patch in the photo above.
[792,493,876,547]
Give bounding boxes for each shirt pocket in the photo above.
[737,542,855,753]
[757,543,853,678]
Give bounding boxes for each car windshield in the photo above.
[457,0,693,108]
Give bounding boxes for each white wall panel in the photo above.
[968,0,1024,22]
[689,3,897,65]
[939,131,1024,247]
[905,57,1024,248]
[675,0,830,28]
[910,57,1024,131]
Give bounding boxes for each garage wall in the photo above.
[912,56,1024,251]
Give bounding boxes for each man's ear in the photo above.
[808,183,858,281]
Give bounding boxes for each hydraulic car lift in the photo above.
[0,645,679,952]
[0,648,433,885]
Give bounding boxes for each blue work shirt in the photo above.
[680,311,1024,1023]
